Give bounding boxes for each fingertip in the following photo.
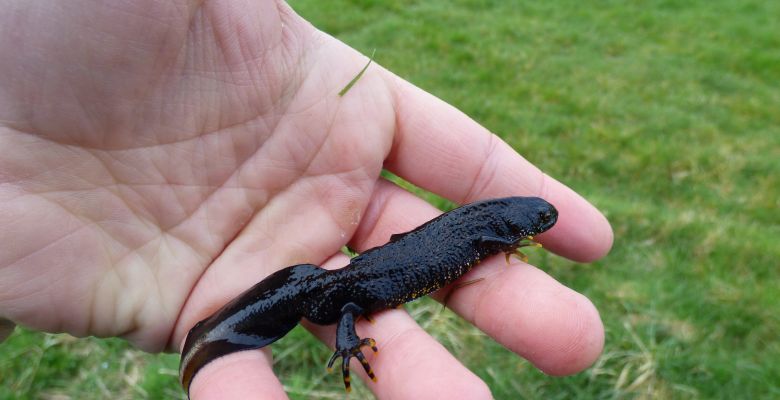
[540,181,614,263]
[451,263,604,377]
[188,349,286,400]
[533,291,605,376]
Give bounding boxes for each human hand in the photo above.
[0,1,612,398]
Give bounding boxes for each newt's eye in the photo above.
[539,209,558,225]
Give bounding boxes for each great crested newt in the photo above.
[179,196,558,395]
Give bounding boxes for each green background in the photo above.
[2,0,778,398]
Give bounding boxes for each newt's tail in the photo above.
[179,264,326,395]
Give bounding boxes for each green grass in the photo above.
[2,0,778,398]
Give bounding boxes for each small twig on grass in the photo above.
[338,49,376,96]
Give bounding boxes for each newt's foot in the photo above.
[327,338,379,392]
[505,236,542,264]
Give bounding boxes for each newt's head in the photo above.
[501,196,558,238]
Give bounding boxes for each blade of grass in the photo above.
[338,49,376,96]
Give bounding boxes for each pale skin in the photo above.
[0,1,613,399]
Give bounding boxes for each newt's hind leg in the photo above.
[327,302,379,392]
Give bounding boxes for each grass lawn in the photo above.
[1,0,778,398]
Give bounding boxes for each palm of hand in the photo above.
[1,0,392,348]
[0,2,612,399]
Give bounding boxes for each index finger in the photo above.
[383,77,612,262]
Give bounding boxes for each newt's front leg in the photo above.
[327,302,379,392]
[480,235,541,264]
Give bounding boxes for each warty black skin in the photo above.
[180,196,558,395]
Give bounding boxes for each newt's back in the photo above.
[335,197,557,313]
